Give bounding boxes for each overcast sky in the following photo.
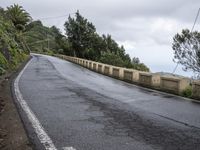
[1,0,200,77]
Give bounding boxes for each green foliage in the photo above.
[43,48,54,56]
[6,4,31,30]
[132,57,140,64]
[1,5,149,74]
[99,52,149,71]
[5,4,32,53]
[64,11,96,57]
[24,20,53,52]
[0,67,6,75]
[0,6,28,75]
[99,52,125,67]
[64,11,149,71]
[24,22,71,54]
[0,52,8,69]
[172,29,200,75]
[181,85,192,98]
[50,26,72,55]
[131,57,149,72]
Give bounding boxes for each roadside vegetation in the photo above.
[172,29,200,78]
[64,11,149,71]
[2,4,200,77]
[0,4,149,74]
[0,5,30,75]
[181,85,192,98]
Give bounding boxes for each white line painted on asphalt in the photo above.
[14,56,76,150]
[62,147,76,150]
[123,99,137,103]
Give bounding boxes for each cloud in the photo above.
[1,0,199,76]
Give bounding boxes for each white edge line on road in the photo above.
[14,57,76,150]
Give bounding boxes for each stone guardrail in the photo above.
[192,81,200,99]
[160,76,190,94]
[54,54,199,100]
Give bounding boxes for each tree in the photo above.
[0,7,27,70]
[25,20,43,31]
[85,33,105,60]
[64,11,96,57]
[102,34,119,54]
[64,10,149,71]
[99,52,125,67]
[6,4,32,53]
[50,26,72,55]
[6,4,31,31]
[172,29,200,75]
[132,57,140,64]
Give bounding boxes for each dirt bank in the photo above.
[0,59,32,150]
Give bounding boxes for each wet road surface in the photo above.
[17,54,200,150]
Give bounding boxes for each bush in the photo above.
[0,67,6,75]
[99,52,125,67]
[181,86,192,98]
[0,52,8,69]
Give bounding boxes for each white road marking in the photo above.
[62,147,76,150]
[14,56,76,150]
[123,99,137,103]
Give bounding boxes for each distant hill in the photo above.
[24,20,58,53]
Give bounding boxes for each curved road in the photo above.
[15,54,200,150]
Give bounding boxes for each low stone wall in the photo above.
[124,70,133,81]
[82,60,85,66]
[98,64,103,73]
[152,74,161,88]
[112,68,120,78]
[161,77,179,94]
[89,62,92,69]
[104,66,110,75]
[139,73,152,86]
[54,54,195,98]
[192,81,200,99]
[160,76,190,94]
[78,59,80,65]
[85,61,88,68]
[93,63,97,71]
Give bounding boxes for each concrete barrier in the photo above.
[112,68,120,78]
[104,66,110,75]
[161,77,179,94]
[80,59,82,65]
[119,68,124,79]
[124,70,133,82]
[85,61,88,68]
[161,76,190,94]
[53,54,196,99]
[139,72,161,88]
[93,63,97,71]
[75,58,77,63]
[89,62,92,69]
[98,64,103,73]
[133,71,140,83]
[192,81,200,100]
[139,72,152,87]
[123,69,140,83]
[151,73,161,88]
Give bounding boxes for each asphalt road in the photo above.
[16,54,200,150]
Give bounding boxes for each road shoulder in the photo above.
[0,58,32,150]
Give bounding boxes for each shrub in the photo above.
[0,67,5,75]
[181,86,192,98]
[0,52,8,69]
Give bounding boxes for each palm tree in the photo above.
[6,4,32,53]
[6,4,32,31]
